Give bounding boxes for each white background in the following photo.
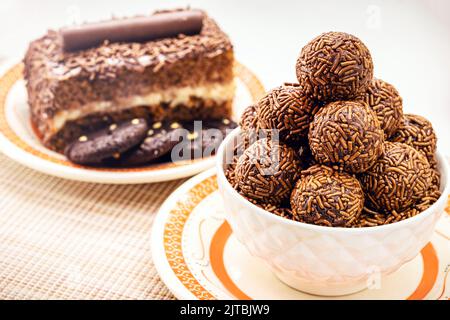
[1,0,449,152]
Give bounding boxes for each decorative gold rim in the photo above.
[163,175,218,299]
[0,61,265,173]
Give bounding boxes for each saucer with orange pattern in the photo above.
[152,168,450,300]
[0,61,264,184]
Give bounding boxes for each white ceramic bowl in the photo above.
[216,128,449,296]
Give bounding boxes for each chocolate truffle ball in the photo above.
[308,101,384,173]
[355,210,389,228]
[356,178,442,228]
[257,85,315,143]
[430,165,441,187]
[235,138,300,205]
[240,104,259,131]
[290,165,364,227]
[390,114,437,166]
[358,78,403,138]
[296,32,374,101]
[225,155,240,189]
[359,142,432,212]
[238,104,265,148]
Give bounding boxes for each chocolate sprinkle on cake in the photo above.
[24,9,234,151]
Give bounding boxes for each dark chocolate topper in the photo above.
[61,10,204,52]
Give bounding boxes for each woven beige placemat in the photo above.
[0,152,182,300]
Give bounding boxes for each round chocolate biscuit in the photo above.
[117,121,183,166]
[203,118,238,135]
[65,118,148,165]
[172,118,237,160]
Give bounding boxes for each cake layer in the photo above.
[23,10,234,150]
[47,99,233,152]
[52,80,235,133]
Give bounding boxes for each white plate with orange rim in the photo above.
[0,60,264,184]
[152,168,450,300]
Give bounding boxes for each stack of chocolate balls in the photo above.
[226,31,441,227]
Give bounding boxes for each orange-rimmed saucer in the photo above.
[0,61,264,184]
[151,168,450,300]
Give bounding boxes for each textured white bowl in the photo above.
[216,128,449,296]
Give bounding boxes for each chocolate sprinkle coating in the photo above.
[359,142,432,212]
[296,32,374,101]
[257,85,315,143]
[358,78,403,138]
[309,100,384,173]
[239,104,259,131]
[356,182,441,227]
[390,114,437,166]
[239,104,262,149]
[290,165,364,227]
[235,138,300,205]
[225,154,240,189]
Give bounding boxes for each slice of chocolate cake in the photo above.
[24,9,234,152]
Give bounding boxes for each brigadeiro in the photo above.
[358,78,403,138]
[296,32,374,102]
[357,180,441,227]
[240,104,259,132]
[235,138,301,205]
[359,142,432,212]
[239,104,265,147]
[290,165,364,227]
[308,100,384,173]
[390,114,437,166]
[257,84,315,144]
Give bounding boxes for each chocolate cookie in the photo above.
[117,121,183,166]
[65,118,148,165]
[111,118,236,166]
[172,118,237,161]
[204,118,238,135]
